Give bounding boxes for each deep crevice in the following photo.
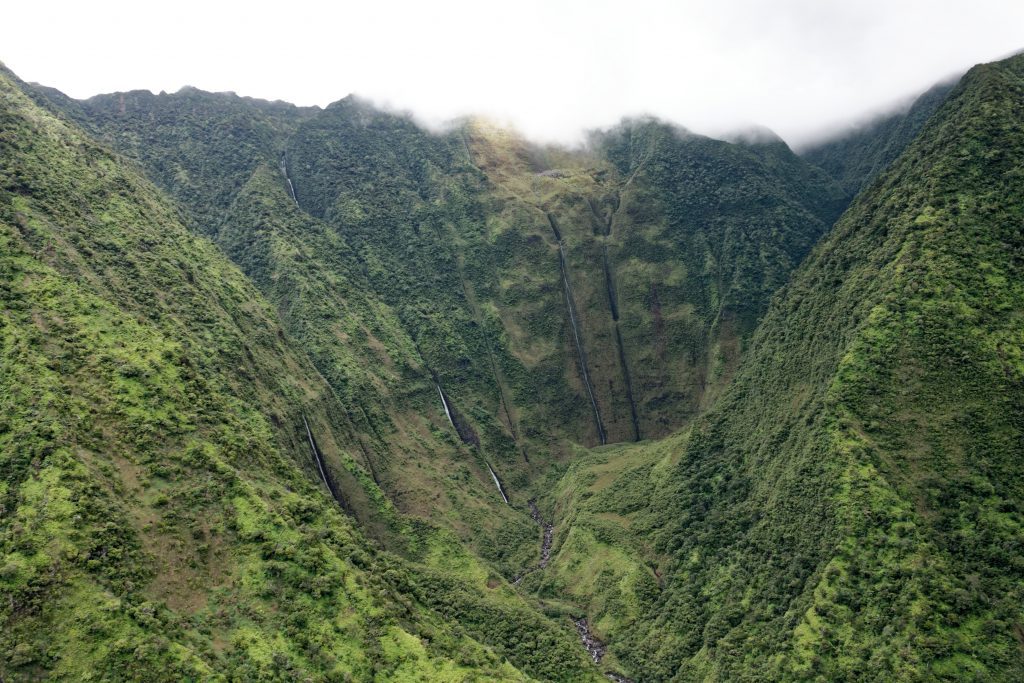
[598,195,641,441]
[301,413,350,513]
[548,211,606,445]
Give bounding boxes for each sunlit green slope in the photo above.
[0,64,601,682]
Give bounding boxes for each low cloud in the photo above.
[6,0,1024,147]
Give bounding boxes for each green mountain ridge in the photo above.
[534,54,1024,681]
[34,80,846,573]
[0,63,599,682]
[800,78,957,197]
[2,49,1023,682]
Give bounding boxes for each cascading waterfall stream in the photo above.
[280,153,298,205]
[561,243,605,444]
[437,383,456,430]
[301,414,351,514]
[549,213,606,445]
[597,195,641,441]
[485,462,510,504]
[573,618,635,682]
[302,413,331,490]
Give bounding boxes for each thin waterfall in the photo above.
[280,154,298,205]
[437,384,456,430]
[486,462,510,504]
[302,414,330,490]
[557,240,607,445]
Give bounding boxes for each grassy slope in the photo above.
[546,54,1024,681]
[0,66,601,682]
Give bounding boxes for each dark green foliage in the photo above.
[64,86,319,235]
[595,120,846,434]
[10,45,1024,683]
[0,64,598,682]
[591,54,1024,681]
[801,79,956,197]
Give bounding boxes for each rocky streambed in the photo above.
[514,500,634,680]
[573,617,635,682]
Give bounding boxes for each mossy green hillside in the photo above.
[0,65,602,682]
[546,53,1024,681]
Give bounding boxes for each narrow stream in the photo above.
[513,499,553,585]
[280,153,298,205]
[598,197,641,442]
[550,213,606,445]
[437,383,456,430]
[301,413,349,513]
[485,462,510,504]
[530,500,553,568]
[302,413,331,490]
[574,617,606,664]
[573,617,635,682]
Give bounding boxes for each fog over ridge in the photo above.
[5,0,1023,148]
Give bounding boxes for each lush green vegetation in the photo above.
[8,47,1024,682]
[537,54,1024,681]
[38,81,847,587]
[801,79,955,198]
[0,65,601,682]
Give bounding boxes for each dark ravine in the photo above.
[548,212,607,445]
[513,499,553,585]
[598,193,638,444]
[596,195,641,442]
[529,499,553,569]
[602,247,641,441]
[573,617,635,683]
[301,413,349,513]
[614,325,641,441]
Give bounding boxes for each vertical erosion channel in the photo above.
[594,195,641,442]
[301,413,349,512]
[485,462,510,504]
[436,381,502,502]
[548,212,607,445]
[281,153,298,205]
[437,383,456,430]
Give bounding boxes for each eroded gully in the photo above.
[514,497,633,680]
[280,153,298,205]
[548,212,607,445]
[588,195,641,442]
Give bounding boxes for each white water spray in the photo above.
[437,384,456,430]
[486,462,510,505]
[281,154,298,205]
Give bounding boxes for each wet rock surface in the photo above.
[573,617,606,664]
[530,500,554,568]
[573,617,635,682]
[513,499,553,584]
[513,501,634,680]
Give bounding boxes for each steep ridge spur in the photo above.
[583,53,1024,681]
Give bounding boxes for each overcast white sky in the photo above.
[4,1,1023,146]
